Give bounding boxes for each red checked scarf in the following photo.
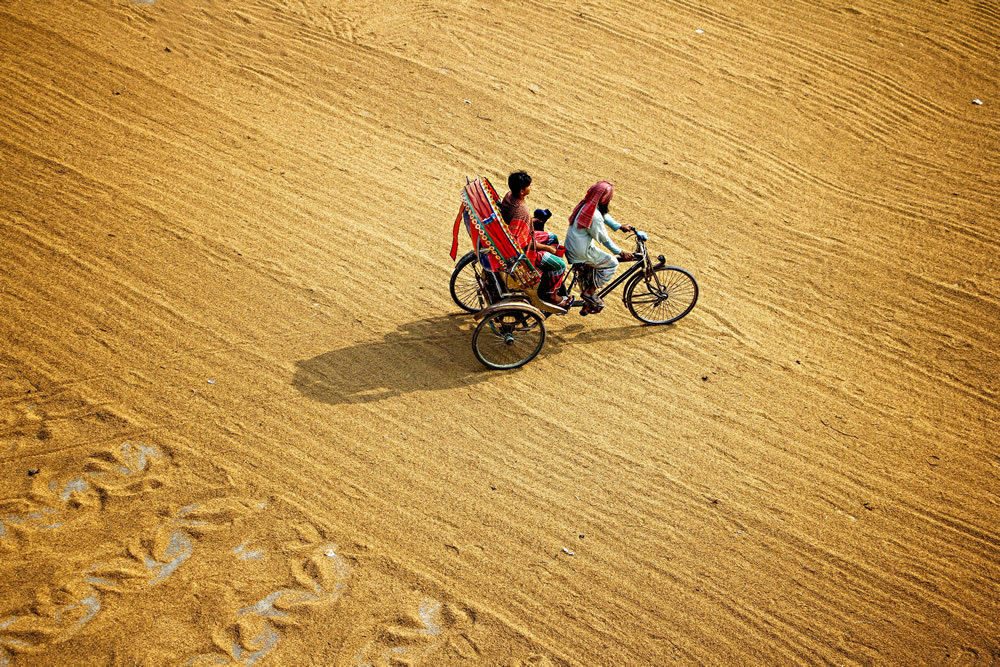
[568,181,614,229]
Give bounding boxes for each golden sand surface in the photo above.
[2,0,998,663]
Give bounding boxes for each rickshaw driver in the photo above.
[565,180,635,313]
[500,171,572,308]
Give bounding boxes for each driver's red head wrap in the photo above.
[569,181,614,229]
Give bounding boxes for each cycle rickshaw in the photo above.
[448,177,698,370]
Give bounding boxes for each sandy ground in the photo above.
[2,0,999,664]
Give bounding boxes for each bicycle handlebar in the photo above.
[621,229,649,257]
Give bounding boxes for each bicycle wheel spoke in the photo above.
[455,280,477,297]
[450,252,484,312]
[455,280,480,305]
[624,267,698,325]
[481,332,538,365]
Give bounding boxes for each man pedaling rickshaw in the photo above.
[565,180,635,314]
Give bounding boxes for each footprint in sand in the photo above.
[0,493,246,662]
[87,497,259,595]
[83,440,170,500]
[351,597,478,666]
[0,441,168,550]
[188,541,351,665]
[0,523,192,662]
[145,529,194,584]
[0,441,175,662]
[0,579,102,661]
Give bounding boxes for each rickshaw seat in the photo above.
[450,177,542,291]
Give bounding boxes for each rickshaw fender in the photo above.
[474,300,544,321]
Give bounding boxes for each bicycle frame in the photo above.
[565,234,665,306]
[468,232,666,311]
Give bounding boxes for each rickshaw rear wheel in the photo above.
[450,251,483,313]
[624,266,698,325]
[472,309,546,370]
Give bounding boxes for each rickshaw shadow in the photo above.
[544,319,672,352]
[291,313,680,405]
[291,314,487,405]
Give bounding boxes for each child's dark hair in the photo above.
[508,170,532,194]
